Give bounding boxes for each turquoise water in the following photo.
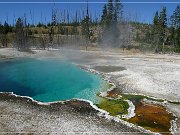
[0,58,107,103]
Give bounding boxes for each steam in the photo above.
[99,22,133,49]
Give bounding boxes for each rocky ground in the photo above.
[0,93,150,134]
[60,48,180,134]
[0,47,180,134]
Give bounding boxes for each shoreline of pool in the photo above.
[78,64,178,134]
[0,61,176,134]
[0,58,153,134]
[0,48,179,134]
[0,92,154,134]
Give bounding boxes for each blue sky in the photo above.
[0,0,179,25]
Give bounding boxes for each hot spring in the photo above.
[0,58,108,103]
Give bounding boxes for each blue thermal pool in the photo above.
[0,58,108,103]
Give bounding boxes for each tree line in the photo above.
[0,1,179,53]
[152,5,180,53]
[0,0,124,51]
[135,5,180,53]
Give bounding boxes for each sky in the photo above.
[0,0,179,25]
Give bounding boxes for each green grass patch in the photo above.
[121,94,146,101]
[168,101,180,105]
[96,92,101,97]
[97,98,129,116]
[108,83,114,89]
[146,97,164,102]
[122,94,165,103]
[122,93,180,105]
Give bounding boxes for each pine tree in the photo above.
[169,8,176,51]
[152,11,160,52]
[114,0,123,23]
[49,7,57,47]
[153,11,159,26]
[107,0,114,26]
[169,26,176,51]
[81,0,92,50]
[15,18,25,50]
[176,28,180,49]
[173,5,180,48]
[101,4,108,26]
[0,21,9,47]
[52,8,57,26]
[3,21,9,34]
[172,5,180,29]
[159,6,167,52]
